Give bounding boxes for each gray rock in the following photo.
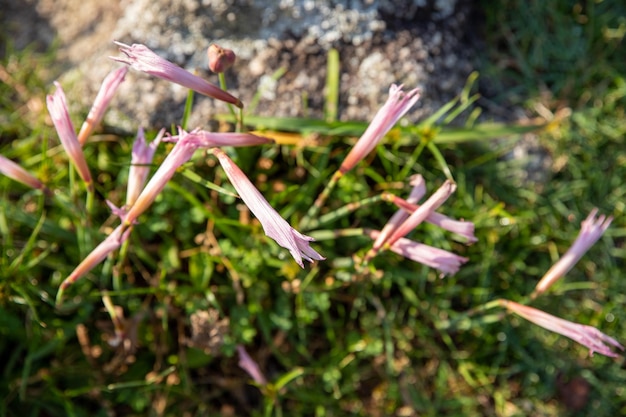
[6,0,482,132]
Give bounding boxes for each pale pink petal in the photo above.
[166,130,273,148]
[47,82,93,190]
[504,300,624,358]
[236,345,267,385]
[213,148,324,267]
[369,229,468,276]
[533,209,613,297]
[77,67,128,145]
[59,225,131,292]
[111,42,243,108]
[381,180,456,249]
[126,127,164,207]
[390,195,477,243]
[374,174,426,249]
[0,154,50,194]
[339,84,420,174]
[123,129,198,225]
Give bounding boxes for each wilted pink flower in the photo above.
[123,129,200,225]
[0,154,51,194]
[122,129,273,225]
[388,194,477,243]
[373,174,426,249]
[126,127,164,207]
[339,84,420,174]
[503,299,624,358]
[532,209,613,298]
[111,42,243,108]
[212,148,324,267]
[368,229,468,276]
[57,225,131,303]
[207,44,236,73]
[165,129,273,148]
[236,345,267,385]
[77,67,128,145]
[47,82,93,191]
[380,180,456,250]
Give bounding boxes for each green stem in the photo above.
[305,194,384,230]
[219,72,240,131]
[299,170,342,230]
[426,141,454,181]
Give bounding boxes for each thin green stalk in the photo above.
[181,89,195,131]
[305,194,384,230]
[397,139,427,179]
[436,298,507,332]
[306,227,367,241]
[85,187,94,219]
[426,141,454,181]
[218,72,240,131]
[113,237,131,291]
[299,170,342,230]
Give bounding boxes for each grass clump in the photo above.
[1,3,625,416]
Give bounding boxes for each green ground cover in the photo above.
[1,1,624,416]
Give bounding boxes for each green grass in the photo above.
[1,2,626,416]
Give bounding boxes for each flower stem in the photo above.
[299,170,342,230]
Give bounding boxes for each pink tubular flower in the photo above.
[165,129,274,148]
[532,209,613,298]
[373,174,426,249]
[369,229,468,276]
[111,42,243,108]
[381,180,456,250]
[212,148,324,267]
[503,299,624,358]
[47,82,93,191]
[126,127,164,207]
[389,195,477,243]
[77,67,128,145]
[236,345,267,385]
[0,155,51,194]
[57,225,131,303]
[123,129,200,225]
[339,84,420,174]
[122,129,272,225]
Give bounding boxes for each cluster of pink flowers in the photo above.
[1,41,620,360]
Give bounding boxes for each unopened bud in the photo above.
[207,44,236,73]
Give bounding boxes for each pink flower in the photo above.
[503,299,624,358]
[368,229,468,276]
[212,148,324,267]
[165,130,273,148]
[532,209,613,298]
[122,129,273,225]
[379,179,457,250]
[388,194,477,243]
[111,42,243,108]
[123,129,199,225]
[0,154,51,195]
[47,82,93,191]
[373,174,426,249]
[236,345,267,385]
[77,67,128,145]
[126,127,164,207]
[339,84,420,174]
[57,225,131,303]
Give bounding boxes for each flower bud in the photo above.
[207,44,236,73]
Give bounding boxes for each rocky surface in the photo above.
[5,0,485,131]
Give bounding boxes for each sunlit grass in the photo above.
[1,2,625,416]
